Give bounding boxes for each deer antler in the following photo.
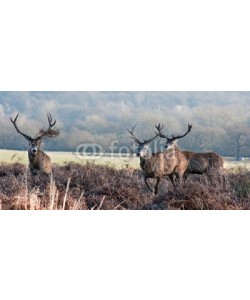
[156,123,192,141]
[127,125,142,144]
[128,124,159,145]
[10,114,33,142]
[155,123,168,139]
[143,135,158,144]
[36,113,60,140]
[171,124,192,140]
[47,113,56,128]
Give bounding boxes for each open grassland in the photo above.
[0,161,249,210]
[0,149,140,169]
[0,149,250,170]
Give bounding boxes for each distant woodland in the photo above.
[0,92,250,158]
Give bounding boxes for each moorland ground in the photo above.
[0,150,249,210]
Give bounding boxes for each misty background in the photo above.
[0,91,249,158]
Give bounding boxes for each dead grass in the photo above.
[0,162,249,210]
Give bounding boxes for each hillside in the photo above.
[0,92,249,157]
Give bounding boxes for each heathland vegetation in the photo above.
[0,162,249,210]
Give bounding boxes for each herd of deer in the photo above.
[128,123,224,194]
[9,113,224,195]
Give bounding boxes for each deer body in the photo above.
[10,113,59,175]
[139,145,189,194]
[28,149,52,175]
[140,152,172,183]
[183,151,224,178]
[140,149,185,176]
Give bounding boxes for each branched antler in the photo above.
[171,124,192,140]
[156,123,192,141]
[155,123,167,139]
[36,113,60,140]
[127,125,142,144]
[10,114,33,142]
[128,124,159,145]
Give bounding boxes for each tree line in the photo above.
[0,92,249,159]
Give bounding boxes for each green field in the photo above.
[0,149,249,170]
[0,149,140,169]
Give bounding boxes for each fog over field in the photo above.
[0,91,249,157]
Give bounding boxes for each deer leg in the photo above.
[154,177,161,195]
[144,175,154,193]
[172,173,184,188]
[169,174,176,188]
[179,175,184,187]
[183,172,188,182]
[176,173,185,187]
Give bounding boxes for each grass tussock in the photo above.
[0,162,249,210]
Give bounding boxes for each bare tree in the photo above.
[225,122,250,160]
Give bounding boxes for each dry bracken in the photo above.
[0,162,249,210]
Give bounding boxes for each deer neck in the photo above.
[139,156,147,169]
[28,149,43,163]
[166,143,180,154]
[139,153,157,171]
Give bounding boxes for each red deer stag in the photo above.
[156,125,224,179]
[128,124,191,194]
[10,113,60,175]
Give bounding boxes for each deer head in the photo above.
[156,123,192,150]
[10,113,60,156]
[128,124,159,158]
